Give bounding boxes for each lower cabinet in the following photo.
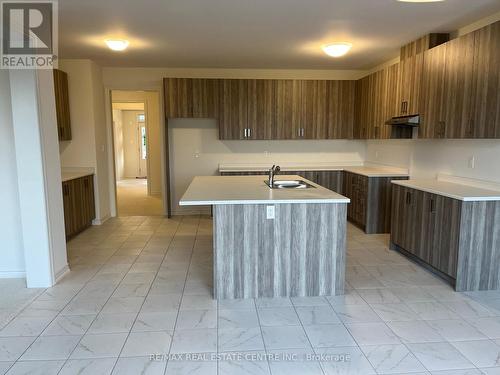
[391,185,460,280]
[343,172,408,234]
[389,183,500,292]
[62,175,96,240]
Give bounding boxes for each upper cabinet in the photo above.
[326,80,355,139]
[397,52,424,116]
[218,79,249,140]
[419,43,448,138]
[470,21,500,138]
[53,69,72,141]
[163,22,500,140]
[354,63,398,140]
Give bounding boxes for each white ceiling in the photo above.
[58,0,500,69]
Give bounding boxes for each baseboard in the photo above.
[54,264,70,284]
[172,207,211,216]
[92,214,110,226]
[0,271,26,278]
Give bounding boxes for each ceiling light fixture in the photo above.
[322,43,352,58]
[105,39,129,51]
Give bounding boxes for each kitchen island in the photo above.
[180,175,350,299]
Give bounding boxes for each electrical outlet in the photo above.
[264,151,270,157]
[266,205,275,220]
[468,156,475,169]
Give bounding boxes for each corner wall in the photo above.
[59,59,111,223]
[0,70,25,277]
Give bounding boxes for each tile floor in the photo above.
[1,215,500,374]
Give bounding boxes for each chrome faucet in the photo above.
[268,165,280,187]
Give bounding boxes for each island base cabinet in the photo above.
[213,203,347,299]
[391,184,500,291]
[62,175,96,240]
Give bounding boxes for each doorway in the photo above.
[111,92,163,216]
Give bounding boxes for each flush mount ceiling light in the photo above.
[105,39,129,51]
[322,43,352,57]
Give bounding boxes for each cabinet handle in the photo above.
[468,119,474,137]
[430,198,435,213]
[248,128,251,138]
[244,128,247,138]
[301,128,305,137]
[406,191,412,205]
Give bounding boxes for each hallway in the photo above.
[116,179,163,217]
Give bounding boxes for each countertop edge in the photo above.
[179,198,351,205]
[391,180,500,202]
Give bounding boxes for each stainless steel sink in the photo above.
[265,179,315,189]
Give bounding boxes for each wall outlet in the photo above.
[468,156,476,169]
[264,151,270,157]
[266,205,275,220]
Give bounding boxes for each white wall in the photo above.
[121,110,144,178]
[169,119,365,214]
[0,70,25,277]
[9,69,68,287]
[59,59,111,223]
[112,109,124,179]
[366,139,500,183]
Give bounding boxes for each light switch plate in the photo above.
[266,205,275,219]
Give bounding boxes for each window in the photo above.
[137,113,145,122]
[141,126,147,159]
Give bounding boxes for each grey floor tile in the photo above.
[262,326,311,350]
[316,346,376,375]
[218,309,260,329]
[20,335,81,360]
[170,329,217,354]
[303,324,356,348]
[361,344,427,374]
[5,360,64,375]
[0,337,36,361]
[121,331,172,357]
[407,342,475,371]
[112,356,167,374]
[218,328,265,352]
[88,313,136,334]
[132,311,177,332]
[59,358,117,375]
[70,333,128,359]
[257,307,300,327]
[176,309,217,330]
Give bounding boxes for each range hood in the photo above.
[386,114,420,127]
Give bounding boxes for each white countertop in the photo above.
[179,175,350,205]
[218,163,409,177]
[392,179,500,202]
[61,167,94,182]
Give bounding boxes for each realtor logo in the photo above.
[1,1,58,69]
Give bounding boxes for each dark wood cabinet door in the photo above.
[300,80,327,139]
[470,20,500,138]
[391,184,410,250]
[53,69,72,141]
[397,53,423,116]
[62,181,73,237]
[381,64,400,139]
[218,79,248,140]
[247,79,276,139]
[274,80,297,139]
[164,78,193,118]
[354,76,371,139]
[429,195,461,278]
[419,43,447,139]
[192,79,219,118]
[441,33,475,139]
[326,80,355,139]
